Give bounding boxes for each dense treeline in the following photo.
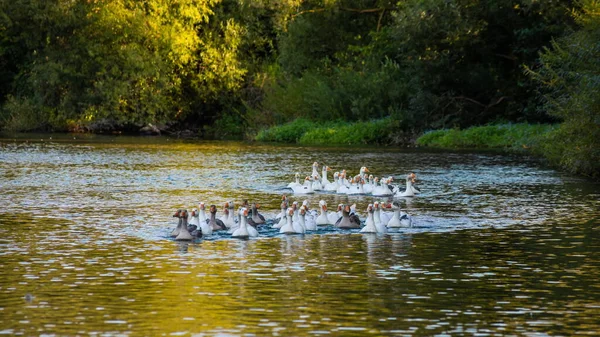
[0,0,598,177]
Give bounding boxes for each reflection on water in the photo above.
[1,134,599,336]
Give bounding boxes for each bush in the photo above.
[416,123,556,151]
[299,119,394,145]
[255,118,318,143]
[0,96,49,132]
[526,0,600,178]
[255,118,399,145]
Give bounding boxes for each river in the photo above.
[1,133,599,336]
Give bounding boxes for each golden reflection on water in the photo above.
[1,136,599,336]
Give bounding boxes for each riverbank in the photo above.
[254,119,553,149]
[254,118,418,146]
[254,119,598,180]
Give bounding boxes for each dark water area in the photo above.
[1,133,599,336]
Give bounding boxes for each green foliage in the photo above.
[206,112,245,140]
[260,58,412,126]
[0,0,250,132]
[299,118,395,145]
[255,118,317,143]
[416,124,556,150]
[255,117,398,145]
[257,0,575,134]
[0,96,47,132]
[527,0,600,178]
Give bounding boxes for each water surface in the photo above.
[1,134,599,336]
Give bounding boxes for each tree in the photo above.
[527,0,600,178]
[0,0,251,132]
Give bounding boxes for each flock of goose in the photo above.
[287,162,420,197]
[169,163,419,241]
[170,198,413,241]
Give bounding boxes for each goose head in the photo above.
[300,206,307,217]
[209,205,218,214]
[198,202,206,211]
[367,204,374,214]
[173,209,182,218]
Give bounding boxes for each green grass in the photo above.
[255,118,396,145]
[299,118,393,145]
[416,123,557,151]
[255,118,318,143]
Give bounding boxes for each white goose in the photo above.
[316,200,332,225]
[291,201,300,223]
[232,208,259,238]
[336,173,350,194]
[363,174,375,194]
[394,173,418,197]
[300,206,317,231]
[346,176,366,195]
[379,201,392,225]
[340,170,351,187]
[387,202,413,228]
[275,195,288,219]
[280,207,305,234]
[189,208,200,229]
[373,202,388,234]
[320,166,332,186]
[287,173,302,189]
[324,172,339,191]
[335,204,344,219]
[372,177,393,197]
[310,161,322,191]
[328,206,340,224]
[226,201,237,228]
[198,202,208,223]
[273,200,288,229]
[291,177,315,194]
[360,204,378,233]
[359,166,370,180]
[199,206,213,236]
[311,161,321,180]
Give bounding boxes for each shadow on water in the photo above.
[1,135,599,336]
